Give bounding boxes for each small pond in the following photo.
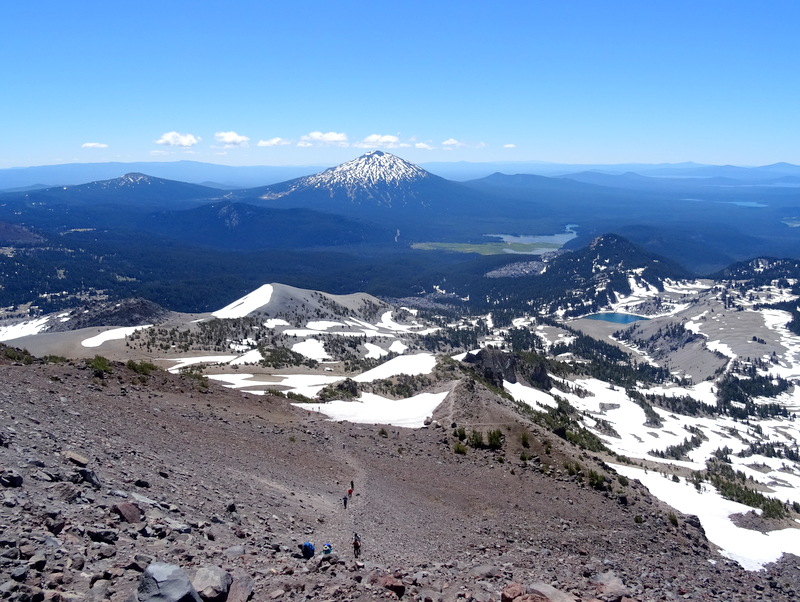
[584,312,649,324]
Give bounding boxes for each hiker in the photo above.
[350,479,354,490]
[300,541,315,560]
[342,495,348,509]
[322,543,332,555]
[347,487,353,498]
[352,532,361,558]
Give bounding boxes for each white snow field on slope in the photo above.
[206,373,279,389]
[293,391,448,428]
[81,325,152,348]
[612,464,800,571]
[504,380,557,409]
[230,349,264,365]
[264,318,290,328]
[163,355,238,373]
[502,369,800,571]
[0,316,51,342]
[761,308,800,381]
[364,343,389,359]
[608,278,709,317]
[212,284,273,318]
[353,353,437,382]
[291,338,330,361]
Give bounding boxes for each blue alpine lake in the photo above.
[584,312,649,324]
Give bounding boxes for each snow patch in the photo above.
[298,391,447,428]
[81,325,152,348]
[213,284,273,319]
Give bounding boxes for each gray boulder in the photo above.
[226,572,254,602]
[191,566,232,602]
[135,563,202,602]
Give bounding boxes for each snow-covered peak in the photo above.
[91,173,155,189]
[300,151,430,189]
[119,173,151,184]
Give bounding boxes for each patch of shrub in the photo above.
[126,359,157,375]
[4,347,34,364]
[587,470,608,491]
[453,442,467,455]
[469,429,484,448]
[87,355,112,374]
[486,429,504,450]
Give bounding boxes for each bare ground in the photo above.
[1,352,799,601]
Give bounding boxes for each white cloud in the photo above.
[297,141,313,148]
[503,143,517,148]
[149,150,169,156]
[415,142,434,150]
[353,134,411,149]
[155,131,201,147]
[442,138,485,150]
[257,137,291,147]
[365,134,398,144]
[81,142,108,149]
[214,131,250,147]
[299,131,349,146]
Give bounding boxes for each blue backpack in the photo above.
[301,542,315,558]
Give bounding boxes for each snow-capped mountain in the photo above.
[238,151,495,219]
[258,151,434,208]
[302,150,431,190]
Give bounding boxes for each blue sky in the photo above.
[3,1,799,168]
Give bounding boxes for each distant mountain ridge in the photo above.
[0,173,225,208]
[0,161,325,190]
[712,257,800,282]
[3,157,800,190]
[1,151,799,291]
[465,233,693,317]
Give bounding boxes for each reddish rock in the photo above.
[113,502,143,523]
[378,575,406,598]
[502,582,524,601]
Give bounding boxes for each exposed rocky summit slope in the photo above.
[0,346,798,601]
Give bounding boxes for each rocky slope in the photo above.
[0,346,798,601]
